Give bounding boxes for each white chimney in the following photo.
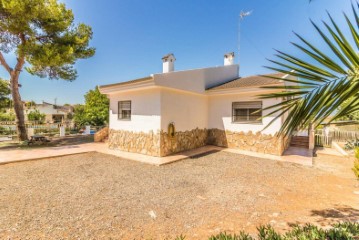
[162,53,176,73]
[224,52,235,66]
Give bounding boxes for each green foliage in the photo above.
[257,225,282,240]
[73,86,109,127]
[84,86,109,126]
[354,148,359,178]
[260,3,359,136]
[355,147,359,159]
[0,0,95,80]
[283,224,326,239]
[0,78,10,109]
[0,125,13,135]
[338,97,359,121]
[209,232,254,240]
[24,101,36,109]
[344,138,359,150]
[174,235,186,240]
[205,222,359,240]
[66,112,74,120]
[27,109,46,123]
[73,104,89,127]
[0,111,15,121]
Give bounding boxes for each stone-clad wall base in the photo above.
[160,128,208,156]
[108,128,289,157]
[108,129,161,157]
[207,128,287,156]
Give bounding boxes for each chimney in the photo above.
[162,53,176,73]
[224,52,235,66]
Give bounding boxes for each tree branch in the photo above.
[13,34,26,74]
[0,51,12,74]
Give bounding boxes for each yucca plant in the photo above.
[260,3,359,136]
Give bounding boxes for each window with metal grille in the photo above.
[118,101,131,120]
[232,101,262,123]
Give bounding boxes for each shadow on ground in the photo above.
[311,205,359,224]
[288,206,359,227]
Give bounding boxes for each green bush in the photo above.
[209,232,254,240]
[27,110,46,123]
[345,138,359,150]
[0,126,14,135]
[354,148,359,179]
[0,112,15,121]
[203,222,359,240]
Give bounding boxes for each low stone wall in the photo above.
[94,127,109,142]
[108,129,161,156]
[207,128,287,156]
[160,128,208,156]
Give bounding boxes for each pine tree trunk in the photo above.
[10,60,27,141]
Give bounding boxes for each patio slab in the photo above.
[224,146,313,166]
[0,142,314,166]
[96,145,223,166]
[0,143,97,165]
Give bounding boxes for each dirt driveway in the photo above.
[0,151,358,239]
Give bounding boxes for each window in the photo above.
[118,101,131,120]
[232,101,262,123]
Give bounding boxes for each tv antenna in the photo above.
[238,10,253,65]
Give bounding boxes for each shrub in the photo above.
[0,126,13,135]
[345,138,359,150]
[203,222,359,240]
[0,112,15,121]
[354,148,359,179]
[27,110,46,123]
[209,232,254,240]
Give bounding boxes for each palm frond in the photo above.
[260,3,359,136]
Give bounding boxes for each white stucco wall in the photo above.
[208,93,283,135]
[153,65,239,94]
[108,88,161,133]
[160,88,208,132]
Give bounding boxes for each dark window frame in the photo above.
[118,100,131,121]
[232,101,263,124]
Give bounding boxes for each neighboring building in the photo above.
[24,101,74,123]
[99,53,296,157]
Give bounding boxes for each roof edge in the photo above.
[98,76,153,89]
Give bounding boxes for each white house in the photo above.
[99,53,296,157]
[24,101,74,123]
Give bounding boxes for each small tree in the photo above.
[0,0,95,140]
[73,104,89,127]
[84,86,109,126]
[27,109,46,123]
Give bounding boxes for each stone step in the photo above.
[290,143,309,148]
[291,136,309,141]
[291,140,309,143]
[290,136,309,149]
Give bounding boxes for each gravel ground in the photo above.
[0,151,358,239]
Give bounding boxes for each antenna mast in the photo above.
[238,10,253,66]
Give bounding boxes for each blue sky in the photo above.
[0,0,353,104]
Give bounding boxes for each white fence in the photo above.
[315,129,359,147]
[0,121,75,139]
